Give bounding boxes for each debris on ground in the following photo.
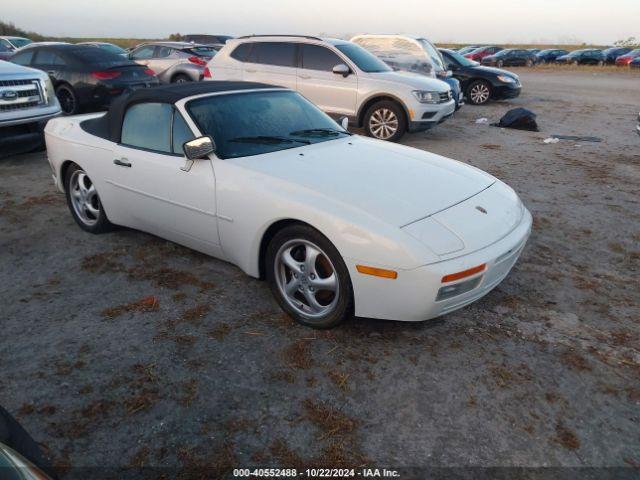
[475,117,489,124]
[492,108,539,131]
[544,137,560,144]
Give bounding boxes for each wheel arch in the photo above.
[257,218,317,279]
[59,159,77,192]
[356,94,409,129]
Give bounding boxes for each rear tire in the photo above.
[172,73,192,83]
[64,163,113,233]
[363,100,406,142]
[265,224,353,329]
[56,84,79,115]
[467,80,492,105]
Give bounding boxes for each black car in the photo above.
[440,48,521,105]
[10,43,160,115]
[555,49,604,66]
[602,47,632,64]
[481,49,537,67]
[535,48,569,64]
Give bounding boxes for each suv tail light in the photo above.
[91,71,122,80]
[188,56,207,66]
[203,67,212,78]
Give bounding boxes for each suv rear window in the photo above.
[247,42,297,67]
[230,43,251,61]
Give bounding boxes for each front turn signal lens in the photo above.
[442,264,486,283]
[356,265,398,279]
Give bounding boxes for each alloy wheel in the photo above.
[470,83,491,104]
[57,88,76,114]
[69,169,100,226]
[274,239,339,319]
[369,108,399,140]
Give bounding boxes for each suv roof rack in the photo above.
[237,34,323,41]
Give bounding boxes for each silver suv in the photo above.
[0,60,60,157]
[128,42,217,83]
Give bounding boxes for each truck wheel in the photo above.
[64,164,113,233]
[56,85,79,115]
[364,100,406,142]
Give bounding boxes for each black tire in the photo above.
[466,80,492,105]
[56,84,79,115]
[496,60,504,68]
[172,73,192,84]
[363,100,406,142]
[64,163,113,233]
[265,224,353,329]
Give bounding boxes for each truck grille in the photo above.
[439,91,452,103]
[0,79,44,111]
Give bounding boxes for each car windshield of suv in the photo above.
[334,43,392,73]
[443,49,478,67]
[99,43,127,55]
[10,38,32,48]
[187,90,351,159]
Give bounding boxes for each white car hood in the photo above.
[369,70,450,91]
[232,136,495,227]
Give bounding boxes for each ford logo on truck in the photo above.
[1,90,19,101]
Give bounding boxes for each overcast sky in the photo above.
[4,0,639,44]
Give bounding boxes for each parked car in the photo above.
[615,48,640,66]
[78,41,128,57]
[44,81,531,328]
[464,46,503,62]
[535,48,569,64]
[350,34,463,110]
[0,36,33,61]
[0,60,60,157]
[602,47,632,64]
[205,35,455,142]
[630,57,640,69]
[556,49,604,65]
[457,45,481,55]
[481,49,537,67]
[439,48,521,105]
[129,41,216,83]
[527,48,541,55]
[183,34,233,49]
[10,43,159,115]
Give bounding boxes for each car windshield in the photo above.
[187,90,350,159]
[494,49,511,57]
[629,49,640,55]
[99,43,127,55]
[443,49,478,67]
[10,37,32,48]
[334,43,392,73]
[569,50,588,56]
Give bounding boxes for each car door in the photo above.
[241,41,298,90]
[148,46,180,79]
[111,102,221,255]
[296,43,358,117]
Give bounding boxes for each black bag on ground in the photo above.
[492,108,539,131]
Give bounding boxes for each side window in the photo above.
[301,44,343,71]
[230,43,252,61]
[0,40,12,52]
[155,47,174,58]
[34,49,55,64]
[172,111,195,155]
[247,42,296,67]
[52,54,66,66]
[10,50,34,65]
[131,45,155,60]
[121,103,173,153]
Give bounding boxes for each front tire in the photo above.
[363,100,406,142]
[467,80,492,105]
[64,164,112,233]
[266,225,353,329]
[56,84,79,115]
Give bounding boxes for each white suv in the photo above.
[204,35,455,141]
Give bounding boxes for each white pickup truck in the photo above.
[0,60,61,157]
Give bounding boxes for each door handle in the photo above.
[113,158,131,167]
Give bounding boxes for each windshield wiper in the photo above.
[228,135,310,145]
[290,128,351,137]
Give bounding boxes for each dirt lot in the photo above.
[1,68,639,478]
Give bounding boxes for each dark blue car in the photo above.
[535,49,569,64]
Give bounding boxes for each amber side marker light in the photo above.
[356,265,398,279]
[441,264,486,283]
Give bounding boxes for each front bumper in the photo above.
[494,83,521,100]
[0,105,61,128]
[348,208,532,322]
[407,99,456,132]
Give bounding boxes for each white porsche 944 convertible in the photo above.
[45,82,532,328]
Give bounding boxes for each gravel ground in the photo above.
[1,68,639,479]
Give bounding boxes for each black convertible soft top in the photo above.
[81,81,280,143]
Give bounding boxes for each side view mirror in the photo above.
[183,136,216,160]
[338,116,349,130]
[332,64,350,77]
